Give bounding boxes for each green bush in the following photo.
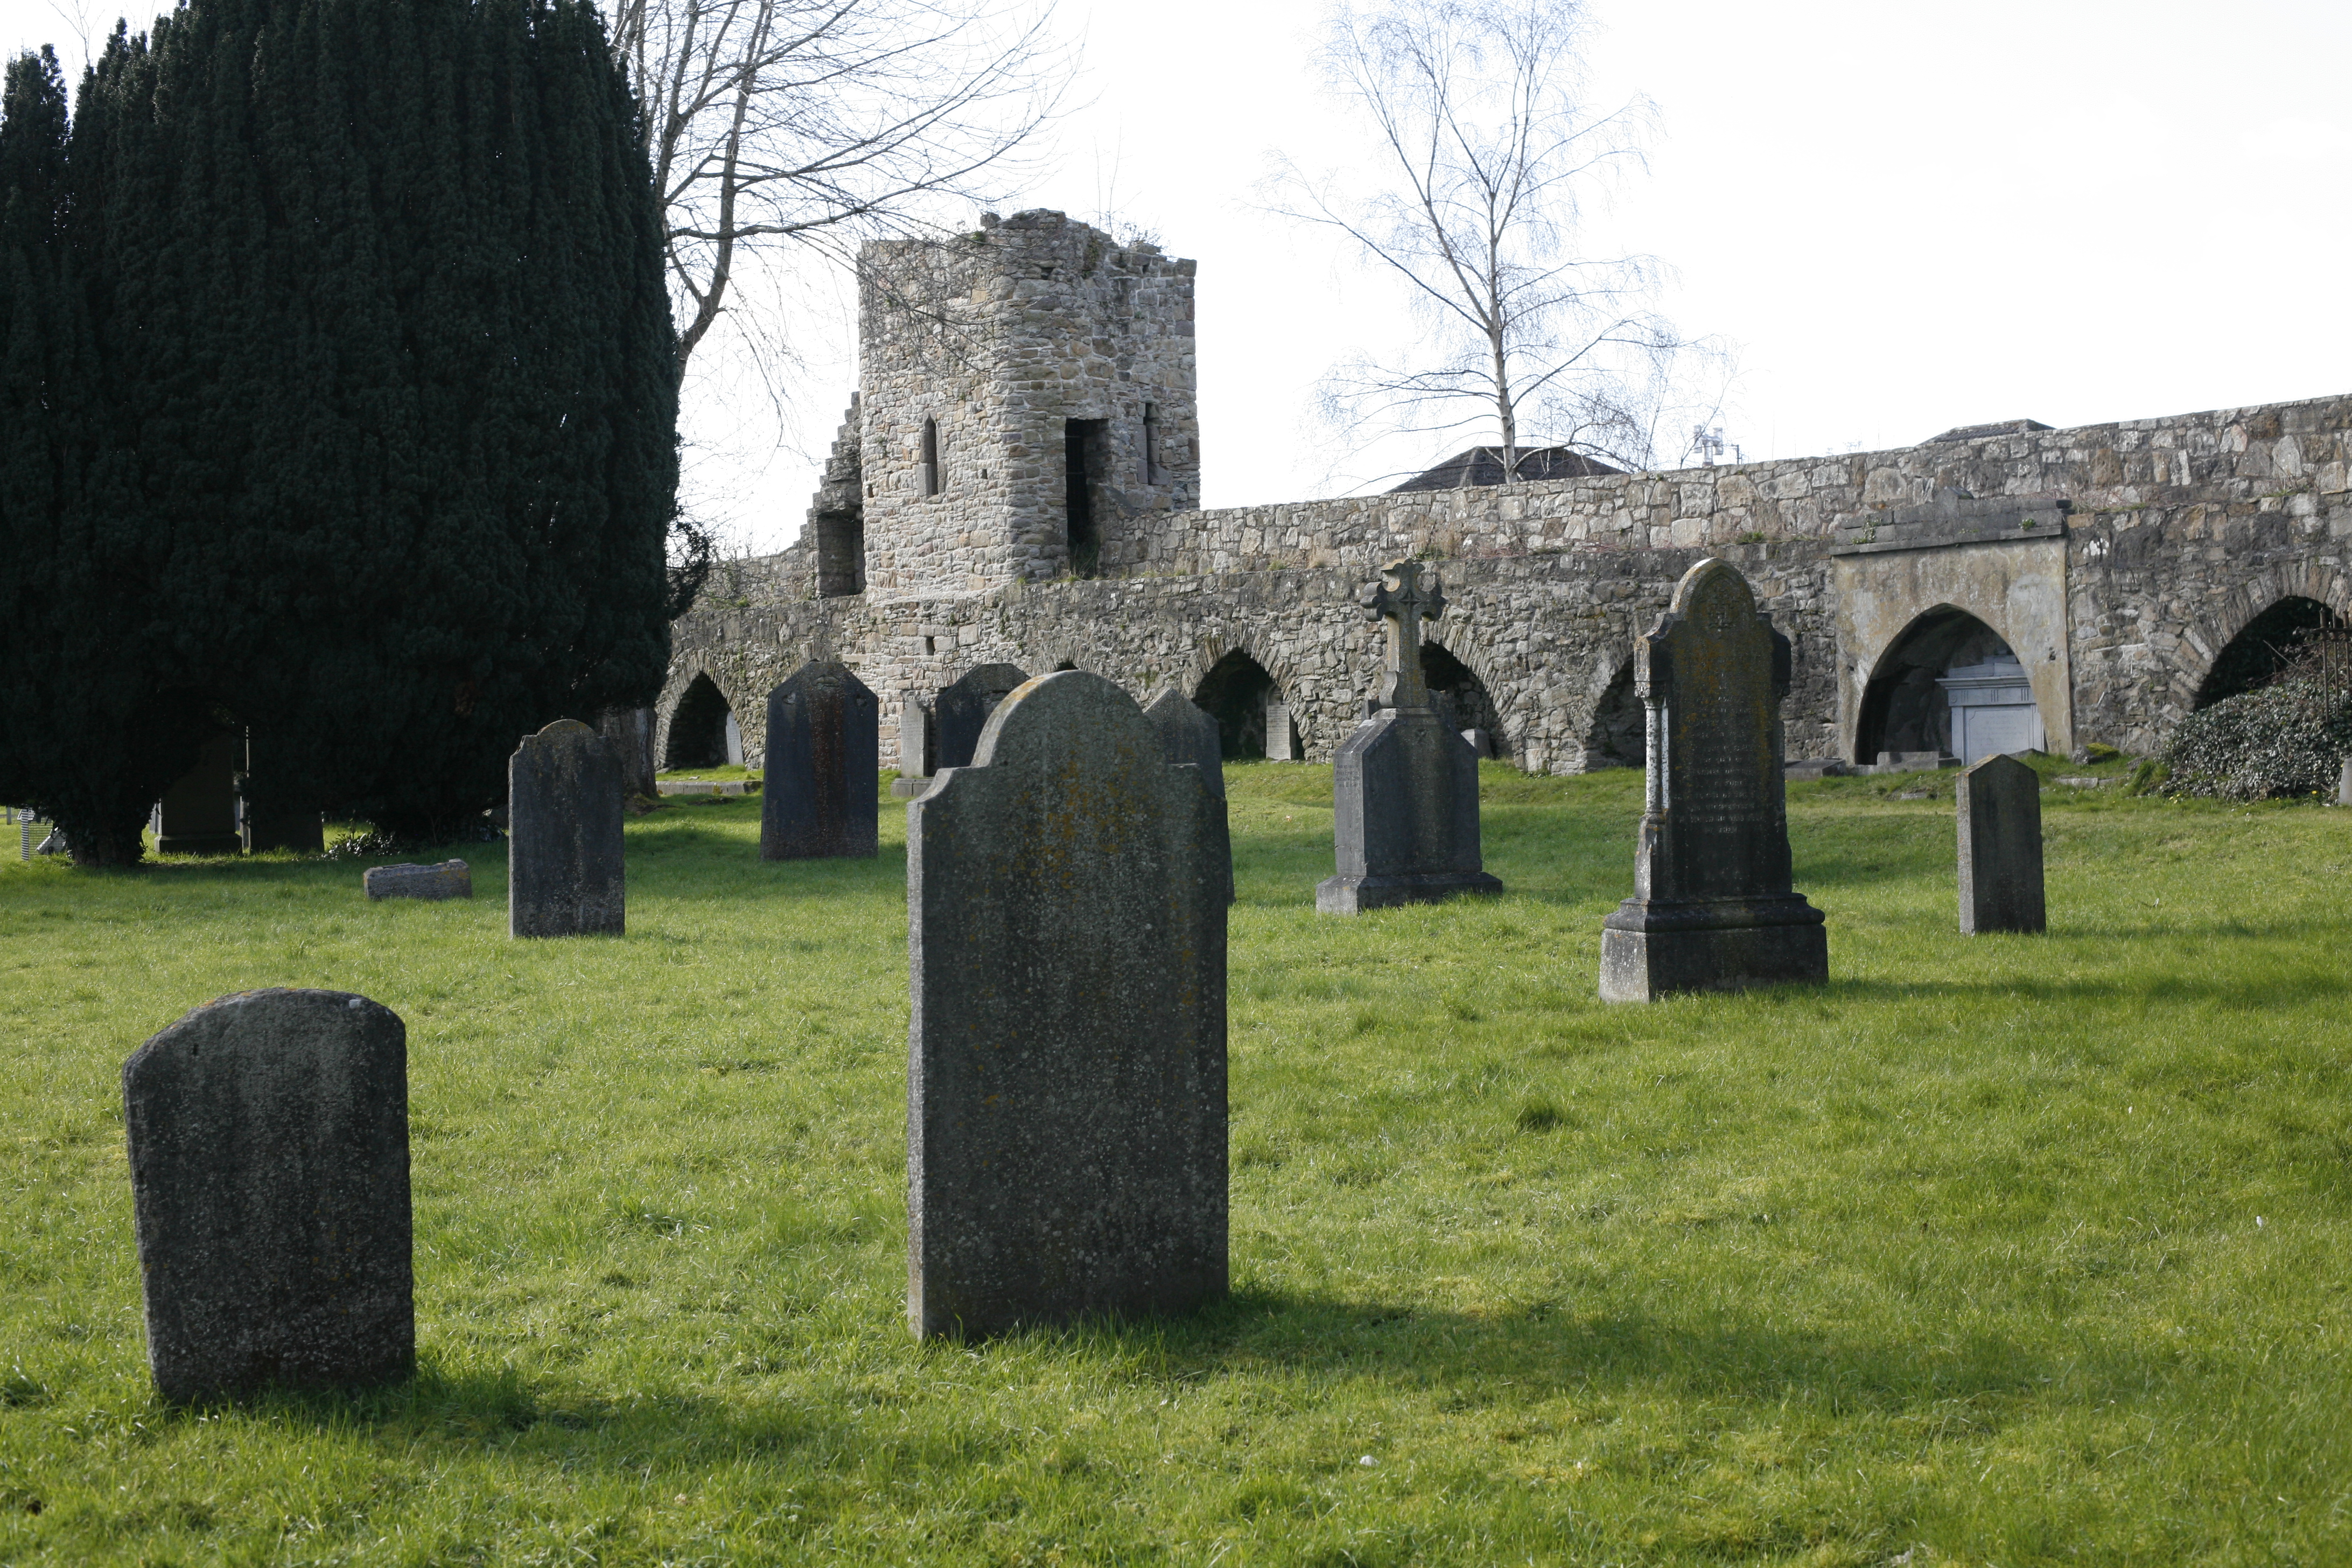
[2162,678,2352,800]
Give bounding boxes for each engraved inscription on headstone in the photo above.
[1318,560,1503,914]
[1956,753,2046,934]
[508,719,626,938]
[123,989,412,1403]
[907,672,1228,1339]
[761,661,880,859]
[1599,558,1827,1000]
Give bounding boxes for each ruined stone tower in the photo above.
[835,209,1201,596]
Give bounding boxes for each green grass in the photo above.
[3,761,2349,1565]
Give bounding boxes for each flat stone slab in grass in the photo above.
[762,660,879,860]
[362,860,471,901]
[123,989,412,1404]
[509,719,625,939]
[1600,557,1828,1002]
[1957,753,2047,934]
[908,671,1228,1340]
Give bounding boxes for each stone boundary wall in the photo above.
[660,392,2352,774]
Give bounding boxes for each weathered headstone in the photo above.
[932,663,1030,771]
[1956,753,2046,934]
[761,661,880,859]
[2339,756,2352,807]
[363,860,473,901]
[907,671,1228,1339]
[508,719,626,938]
[1317,561,1503,914]
[123,989,412,1403]
[1600,557,1828,1002]
[1145,688,1234,904]
[890,696,935,798]
[1263,696,1298,761]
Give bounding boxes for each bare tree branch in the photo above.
[1265,0,1729,482]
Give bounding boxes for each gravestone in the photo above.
[123,989,412,1403]
[907,671,1228,1340]
[932,663,1030,771]
[1263,696,1298,761]
[153,733,243,855]
[508,719,625,938]
[1956,753,2046,934]
[1145,688,1234,904]
[1317,561,1503,914]
[1599,557,1828,1002]
[363,860,472,901]
[2339,757,2352,807]
[890,697,935,798]
[761,661,879,859]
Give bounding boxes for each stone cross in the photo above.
[1956,753,2046,934]
[907,671,1228,1339]
[1364,559,1446,711]
[123,989,413,1403]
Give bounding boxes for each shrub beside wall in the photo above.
[2162,680,2352,801]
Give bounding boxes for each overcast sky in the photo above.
[7,0,2348,556]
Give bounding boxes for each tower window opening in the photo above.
[1142,404,1161,485]
[919,417,941,498]
[1065,417,1109,577]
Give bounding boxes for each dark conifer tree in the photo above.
[0,0,675,858]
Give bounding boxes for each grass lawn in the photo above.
[2,758,2348,1565]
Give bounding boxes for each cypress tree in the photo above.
[0,0,675,858]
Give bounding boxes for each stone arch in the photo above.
[2176,565,2352,711]
[1420,637,1510,760]
[1184,634,1311,758]
[1583,657,1644,769]
[1855,605,2040,765]
[660,671,743,771]
[1193,648,1282,759]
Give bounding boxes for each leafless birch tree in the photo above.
[1268,0,1717,480]
[607,0,1069,375]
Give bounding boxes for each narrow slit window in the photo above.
[919,417,941,498]
[1141,404,1160,485]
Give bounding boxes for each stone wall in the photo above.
[659,391,2351,776]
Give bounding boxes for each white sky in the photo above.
[8,0,2348,556]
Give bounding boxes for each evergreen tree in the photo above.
[0,0,676,860]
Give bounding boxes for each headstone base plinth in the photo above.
[1316,869,1502,914]
[1600,898,1826,1003]
[890,776,929,799]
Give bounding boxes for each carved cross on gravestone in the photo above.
[1363,560,1445,711]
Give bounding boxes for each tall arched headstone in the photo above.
[1145,688,1233,904]
[907,671,1228,1339]
[932,663,1030,772]
[1318,561,1503,914]
[509,719,626,938]
[123,989,412,1403]
[1957,753,2046,934]
[761,661,880,859]
[1600,558,1827,1001]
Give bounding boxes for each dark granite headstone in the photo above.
[1956,753,2045,934]
[932,663,1029,772]
[123,989,412,1403]
[761,661,880,859]
[508,719,626,938]
[155,733,243,856]
[1600,557,1828,1001]
[1145,688,1234,904]
[1317,561,1503,914]
[907,671,1228,1340]
[363,860,472,901]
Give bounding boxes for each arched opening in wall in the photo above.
[1194,650,1279,759]
[663,673,741,770]
[1423,643,1506,758]
[1856,607,2043,766]
[814,510,864,596]
[1585,662,1644,769]
[2193,596,2348,708]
